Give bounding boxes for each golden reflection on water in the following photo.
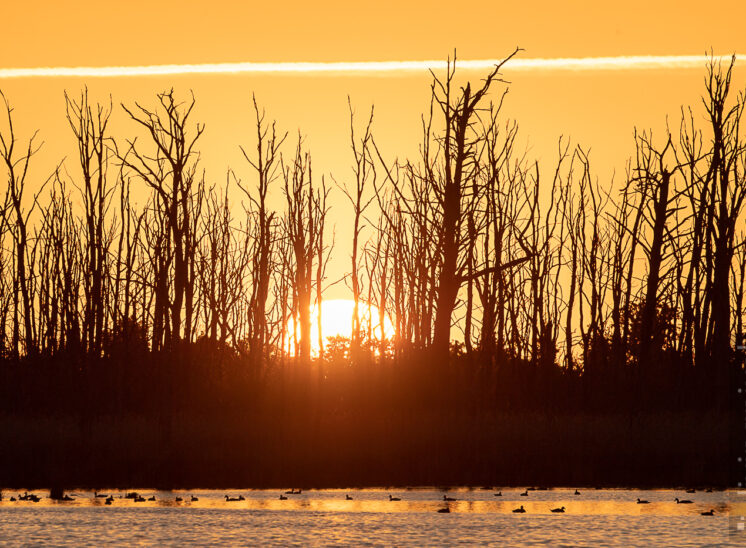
[0,488,737,517]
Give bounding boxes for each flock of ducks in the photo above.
[0,488,720,515]
[437,487,718,516]
[485,488,717,517]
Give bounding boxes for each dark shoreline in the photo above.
[1,410,732,492]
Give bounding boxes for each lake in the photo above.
[0,488,740,546]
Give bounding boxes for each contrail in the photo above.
[0,55,735,79]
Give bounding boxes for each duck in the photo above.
[637,498,650,504]
[125,492,139,500]
[675,498,692,504]
[574,489,581,495]
[345,494,353,500]
[685,489,696,494]
[443,494,456,502]
[551,506,565,513]
[279,494,287,500]
[191,495,199,502]
[106,495,114,503]
[225,495,242,502]
[493,491,502,497]
[389,494,401,501]
[105,498,113,505]
[62,494,74,501]
[520,490,529,497]
[134,496,146,502]
[239,495,245,501]
[437,507,450,513]
[705,488,713,493]
[175,497,183,502]
[9,497,16,502]
[701,509,715,516]
[512,505,526,513]
[148,496,156,501]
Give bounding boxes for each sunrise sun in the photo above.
[285,299,395,355]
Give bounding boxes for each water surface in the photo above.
[0,488,740,546]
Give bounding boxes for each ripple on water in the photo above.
[0,489,737,546]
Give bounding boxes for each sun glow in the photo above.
[285,299,395,357]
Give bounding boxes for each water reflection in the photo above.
[0,489,737,546]
[0,488,736,516]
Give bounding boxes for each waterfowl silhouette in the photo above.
[574,489,581,495]
[148,496,156,501]
[105,498,113,505]
[346,494,353,500]
[279,494,287,500]
[493,491,502,497]
[389,494,401,501]
[225,495,242,502]
[701,509,714,516]
[175,497,183,502]
[62,494,74,501]
[239,495,245,501]
[705,488,713,493]
[520,490,529,497]
[191,495,199,502]
[637,498,649,504]
[551,506,565,513]
[9,497,16,501]
[134,496,146,503]
[106,495,114,503]
[125,492,139,500]
[685,489,696,494]
[437,507,450,513]
[443,495,456,502]
[512,505,526,513]
[675,498,693,504]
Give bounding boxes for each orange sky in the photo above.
[2,1,744,65]
[1,1,745,300]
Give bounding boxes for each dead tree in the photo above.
[282,137,328,362]
[238,96,286,366]
[338,99,376,356]
[65,90,115,356]
[0,91,42,356]
[120,90,204,350]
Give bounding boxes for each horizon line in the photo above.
[0,54,738,79]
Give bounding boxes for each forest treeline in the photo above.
[0,52,743,487]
